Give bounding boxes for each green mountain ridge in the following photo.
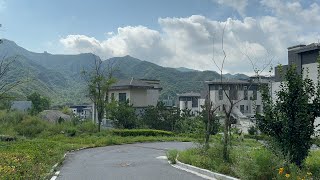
[0,39,248,105]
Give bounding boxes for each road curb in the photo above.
[48,147,90,180]
[172,159,239,180]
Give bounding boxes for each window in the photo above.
[246,106,249,112]
[192,97,198,107]
[119,93,127,103]
[240,105,244,113]
[252,90,257,100]
[244,89,248,100]
[111,93,115,100]
[219,86,223,100]
[230,85,238,100]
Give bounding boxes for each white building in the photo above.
[178,92,205,116]
[206,79,265,118]
[108,78,162,109]
[273,43,320,133]
[69,105,93,120]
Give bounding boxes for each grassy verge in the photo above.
[176,135,320,179]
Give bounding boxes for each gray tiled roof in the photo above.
[11,101,32,111]
[178,92,201,97]
[110,78,161,90]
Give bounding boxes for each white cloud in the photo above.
[60,2,320,75]
[212,0,248,16]
[261,0,320,28]
[0,0,6,12]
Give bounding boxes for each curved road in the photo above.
[57,142,204,180]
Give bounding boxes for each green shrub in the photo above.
[15,117,48,137]
[111,129,174,137]
[306,150,320,178]
[65,127,77,137]
[248,126,257,135]
[0,110,25,125]
[236,148,282,180]
[77,121,97,134]
[167,149,178,164]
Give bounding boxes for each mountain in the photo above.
[0,39,248,105]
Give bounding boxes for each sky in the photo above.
[1,0,320,75]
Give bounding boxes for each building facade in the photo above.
[69,105,93,120]
[177,92,205,116]
[207,79,264,118]
[273,43,320,133]
[108,78,162,108]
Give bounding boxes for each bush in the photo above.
[306,150,320,178]
[77,121,97,134]
[248,126,257,135]
[15,117,48,137]
[167,149,178,164]
[111,129,174,137]
[65,127,77,137]
[236,148,282,180]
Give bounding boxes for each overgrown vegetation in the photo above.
[176,135,320,179]
[0,110,192,179]
[259,64,320,167]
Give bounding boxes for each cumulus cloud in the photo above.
[59,1,320,74]
[212,0,248,16]
[0,0,6,12]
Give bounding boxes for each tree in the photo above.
[258,63,320,167]
[27,92,50,115]
[201,100,220,147]
[0,55,24,100]
[210,23,272,161]
[108,100,137,129]
[82,55,115,132]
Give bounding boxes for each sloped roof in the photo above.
[110,78,161,90]
[178,92,201,97]
[11,101,32,111]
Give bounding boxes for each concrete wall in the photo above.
[130,89,148,107]
[108,90,131,102]
[109,88,160,107]
[146,89,160,106]
[209,89,263,116]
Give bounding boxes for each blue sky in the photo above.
[1,0,320,74]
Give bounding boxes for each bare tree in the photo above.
[82,55,116,132]
[211,23,273,161]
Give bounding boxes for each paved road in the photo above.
[57,142,204,180]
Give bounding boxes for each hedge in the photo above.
[111,129,174,137]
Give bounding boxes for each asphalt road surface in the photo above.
[57,142,205,180]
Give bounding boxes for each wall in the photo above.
[108,90,131,103]
[146,89,160,106]
[130,89,148,107]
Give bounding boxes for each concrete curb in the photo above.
[48,147,89,180]
[171,159,239,180]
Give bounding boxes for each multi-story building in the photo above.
[177,92,205,116]
[69,104,93,120]
[206,79,265,119]
[108,78,162,109]
[272,43,320,132]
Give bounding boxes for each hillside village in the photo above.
[1,1,320,179]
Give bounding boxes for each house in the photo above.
[11,101,32,112]
[177,92,205,116]
[206,79,265,118]
[272,43,320,133]
[108,78,162,110]
[69,104,93,120]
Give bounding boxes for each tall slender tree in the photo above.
[82,55,115,132]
